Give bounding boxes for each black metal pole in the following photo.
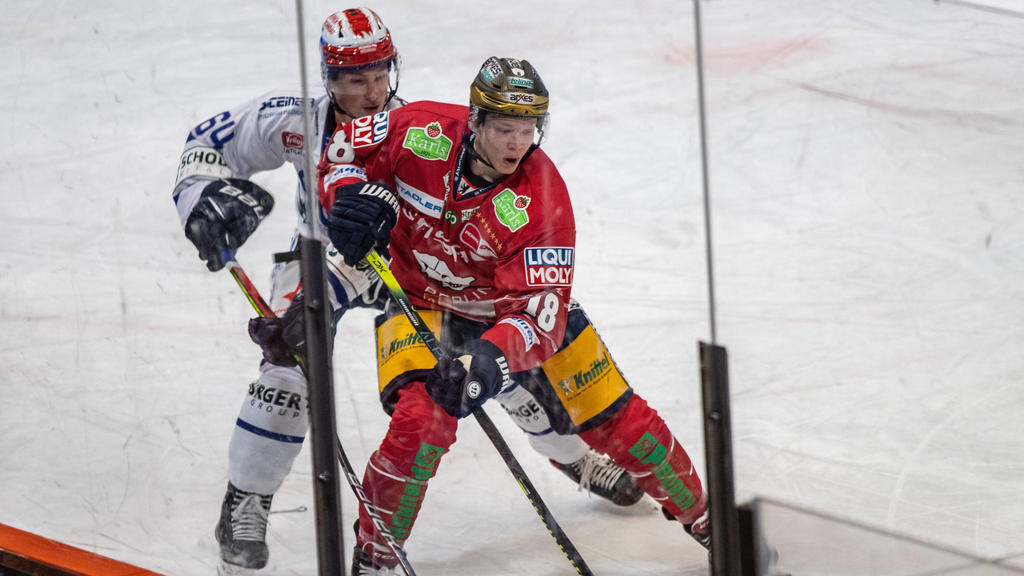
[301,237,345,576]
[700,342,740,576]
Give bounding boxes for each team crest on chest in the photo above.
[403,121,453,161]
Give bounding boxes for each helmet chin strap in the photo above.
[462,132,497,172]
[327,93,355,123]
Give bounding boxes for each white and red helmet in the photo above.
[320,7,397,71]
[319,8,400,112]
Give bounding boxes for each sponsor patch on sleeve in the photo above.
[351,111,390,148]
[396,177,444,218]
[324,164,367,188]
[176,146,232,184]
[498,317,538,352]
[281,131,303,151]
[523,247,574,287]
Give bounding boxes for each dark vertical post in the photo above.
[700,341,740,576]
[300,237,345,576]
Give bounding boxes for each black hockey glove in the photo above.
[327,182,399,267]
[248,293,306,367]
[425,339,511,419]
[184,178,274,271]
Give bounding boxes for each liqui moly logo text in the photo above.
[524,247,574,287]
[351,111,389,148]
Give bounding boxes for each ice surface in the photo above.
[2,1,1023,574]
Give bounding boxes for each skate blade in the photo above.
[217,561,258,576]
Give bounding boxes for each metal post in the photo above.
[293,0,345,572]
[700,342,740,576]
[300,237,346,576]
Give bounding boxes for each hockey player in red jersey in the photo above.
[314,56,711,574]
[175,8,641,572]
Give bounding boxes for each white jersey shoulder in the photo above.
[172,90,330,224]
[173,91,404,226]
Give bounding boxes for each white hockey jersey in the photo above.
[172,90,403,310]
[174,90,402,237]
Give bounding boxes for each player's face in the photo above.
[328,65,391,118]
[473,116,537,178]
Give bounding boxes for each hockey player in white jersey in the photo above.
[172,8,642,571]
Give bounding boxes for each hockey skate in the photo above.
[550,450,644,506]
[683,508,711,549]
[665,507,788,575]
[350,543,398,576]
[215,482,273,570]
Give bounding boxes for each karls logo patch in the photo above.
[403,122,452,161]
[523,247,573,287]
[281,131,303,151]
[492,189,530,231]
[351,111,390,148]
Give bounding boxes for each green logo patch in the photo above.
[628,432,696,511]
[507,77,534,88]
[389,442,445,540]
[492,189,530,231]
[403,122,452,161]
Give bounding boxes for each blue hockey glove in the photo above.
[327,182,399,266]
[425,339,511,418]
[184,178,274,271]
[248,293,306,367]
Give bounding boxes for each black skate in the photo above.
[550,450,644,506]
[683,508,711,549]
[664,507,788,575]
[661,506,711,549]
[215,482,273,570]
[351,543,398,576]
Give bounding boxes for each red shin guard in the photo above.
[357,382,458,561]
[580,394,706,524]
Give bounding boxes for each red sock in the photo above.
[357,382,458,561]
[580,394,707,523]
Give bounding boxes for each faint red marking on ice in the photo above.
[662,36,830,73]
[789,81,933,118]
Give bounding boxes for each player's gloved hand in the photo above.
[184,178,274,271]
[248,293,306,367]
[327,182,399,266]
[425,339,511,418]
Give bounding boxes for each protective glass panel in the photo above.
[754,498,1024,576]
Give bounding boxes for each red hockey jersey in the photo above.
[318,101,575,370]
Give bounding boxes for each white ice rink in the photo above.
[2,1,1023,574]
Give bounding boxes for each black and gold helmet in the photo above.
[470,57,549,116]
[470,57,550,143]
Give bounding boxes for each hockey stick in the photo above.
[222,252,418,576]
[363,249,595,576]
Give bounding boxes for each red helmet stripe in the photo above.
[343,8,373,37]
